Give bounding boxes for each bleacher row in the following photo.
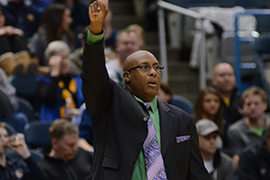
[167,0,270,9]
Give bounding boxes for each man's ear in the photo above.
[263,102,268,112]
[51,138,58,147]
[123,71,130,83]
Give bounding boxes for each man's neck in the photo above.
[218,91,232,99]
[49,149,57,159]
[245,116,265,129]
[201,114,215,122]
[201,152,214,161]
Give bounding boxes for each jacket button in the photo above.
[143,117,148,121]
[132,159,136,164]
[140,139,144,144]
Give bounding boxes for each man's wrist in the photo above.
[89,22,103,35]
[87,29,104,45]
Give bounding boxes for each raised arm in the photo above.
[82,0,111,122]
[89,0,108,35]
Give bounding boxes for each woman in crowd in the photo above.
[29,3,75,71]
[194,87,226,147]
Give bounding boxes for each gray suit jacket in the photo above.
[81,42,210,180]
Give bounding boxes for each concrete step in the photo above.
[167,61,198,77]
[145,31,159,45]
[169,75,199,104]
[167,61,199,103]
[111,15,143,30]
[110,1,134,15]
[142,45,181,62]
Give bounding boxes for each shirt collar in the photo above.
[134,96,158,112]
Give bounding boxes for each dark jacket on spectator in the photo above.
[38,148,92,180]
[238,141,270,180]
[0,156,44,180]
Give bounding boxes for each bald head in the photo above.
[123,50,157,71]
[213,63,234,76]
[212,63,236,95]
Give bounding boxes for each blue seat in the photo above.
[167,0,187,7]
[17,97,35,122]
[9,74,38,106]
[255,15,270,33]
[23,121,51,150]
[235,0,255,8]
[257,0,270,8]
[213,0,255,8]
[213,0,235,7]
[4,122,17,136]
[171,95,194,114]
[187,0,217,7]
[167,0,216,8]
[253,33,270,54]
[252,32,270,105]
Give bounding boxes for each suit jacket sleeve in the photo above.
[81,41,111,128]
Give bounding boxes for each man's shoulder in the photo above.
[219,151,233,162]
[77,147,93,157]
[38,153,67,170]
[228,118,246,132]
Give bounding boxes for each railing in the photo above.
[157,0,207,89]
[234,9,270,90]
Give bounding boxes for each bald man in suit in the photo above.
[81,0,210,179]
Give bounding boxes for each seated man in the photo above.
[211,62,243,130]
[38,119,93,180]
[0,122,43,180]
[196,119,235,180]
[238,120,270,180]
[226,86,268,171]
[106,28,142,86]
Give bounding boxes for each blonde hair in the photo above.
[242,86,267,103]
[49,119,78,140]
[126,24,145,46]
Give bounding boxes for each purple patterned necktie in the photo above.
[143,102,167,180]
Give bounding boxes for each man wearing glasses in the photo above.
[211,62,243,130]
[81,0,210,179]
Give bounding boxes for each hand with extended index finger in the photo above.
[89,0,109,35]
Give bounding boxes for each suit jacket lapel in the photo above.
[158,101,174,156]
